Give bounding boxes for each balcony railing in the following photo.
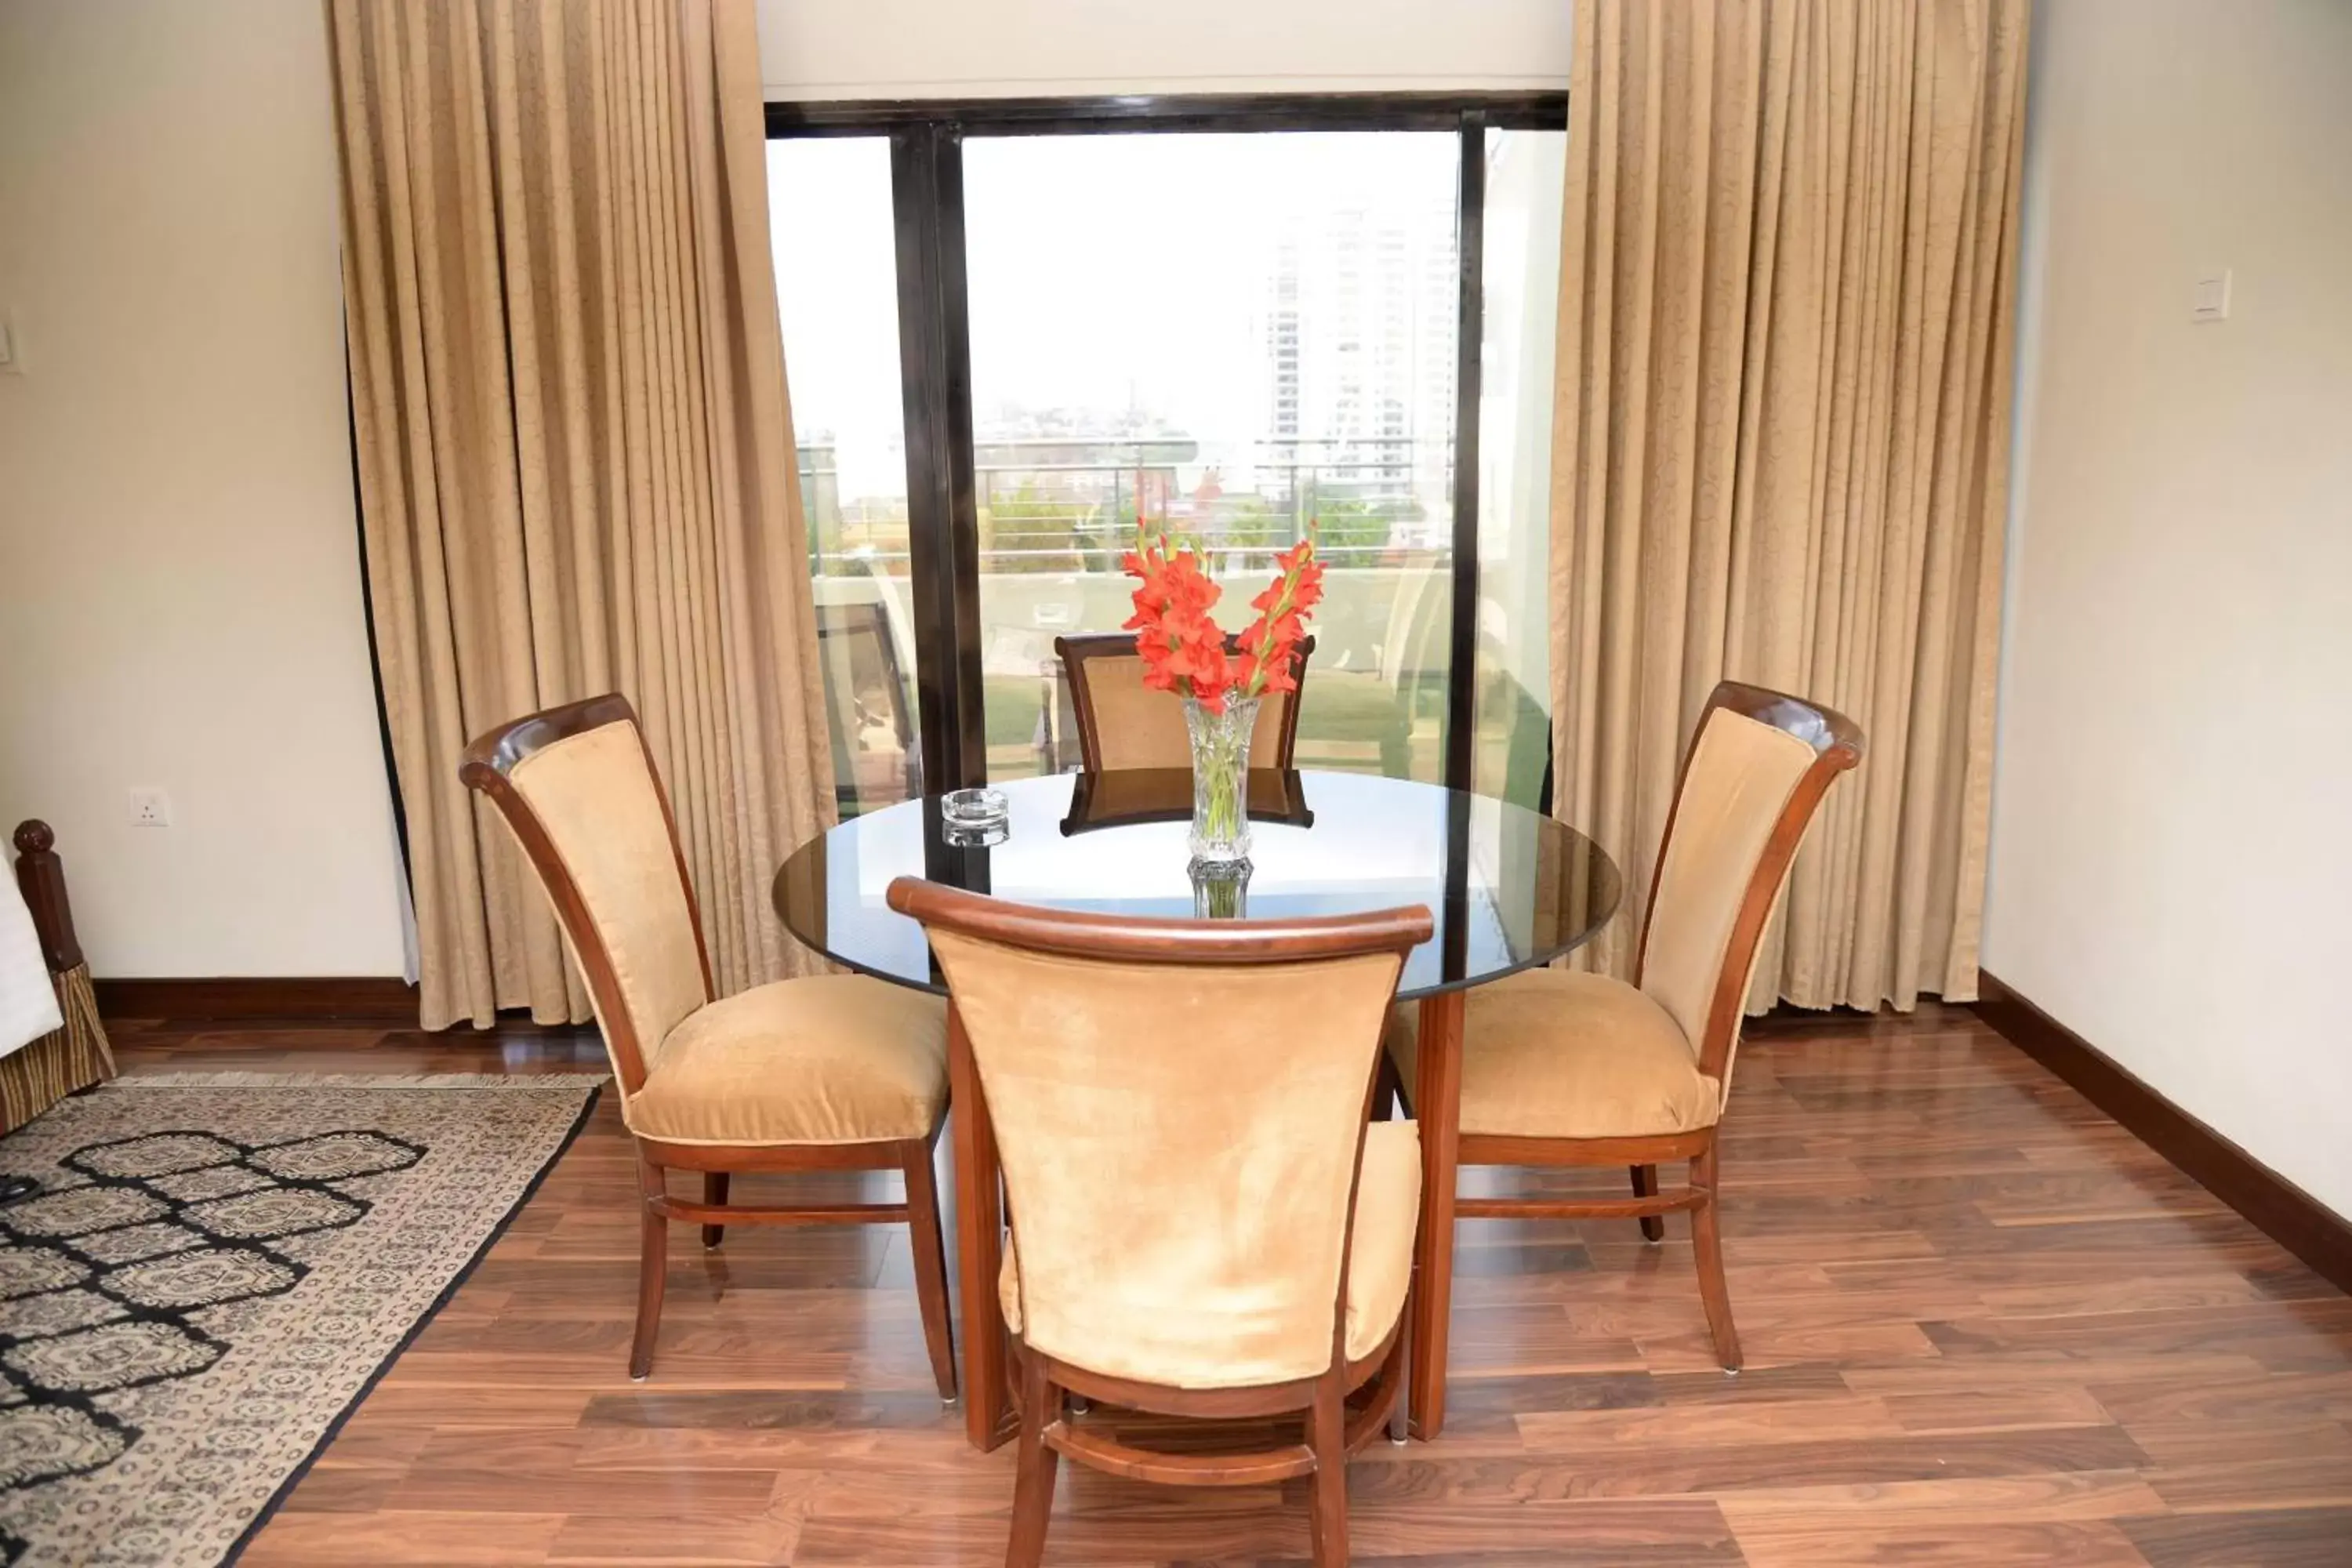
[797,435,1455,577]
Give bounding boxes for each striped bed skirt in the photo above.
[0,963,116,1136]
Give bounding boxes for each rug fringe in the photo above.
[115,1072,607,1089]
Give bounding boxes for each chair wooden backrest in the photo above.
[887,879,1429,1391]
[1633,681,1865,1091]
[1058,765,1314,837]
[459,695,713,1096]
[1055,632,1314,774]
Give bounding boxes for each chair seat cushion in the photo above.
[1386,970,1722,1139]
[625,975,948,1146]
[1000,1120,1421,1371]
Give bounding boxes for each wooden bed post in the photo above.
[5,819,117,1137]
[13,820,83,975]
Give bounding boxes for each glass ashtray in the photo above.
[936,785,1011,832]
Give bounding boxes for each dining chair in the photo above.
[461,694,956,1394]
[887,878,1429,1568]
[1058,764,1315,837]
[1054,631,1314,773]
[1386,681,1863,1372]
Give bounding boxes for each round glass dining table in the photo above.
[775,768,1621,1000]
[772,768,1623,1449]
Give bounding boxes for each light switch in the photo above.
[2192,270,2231,323]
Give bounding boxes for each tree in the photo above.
[1210,494,1288,555]
[1315,495,1417,567]
[981,481,1096,574]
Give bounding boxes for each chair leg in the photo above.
[1631,1163,1665,1243]
[1307,1368,1350,1568]
[701,1171,729,1250]
[630,1159,670,1381]
[1005,1350,1060,1568]
[1385,1301,1411,1446]
[901,1138,959,1402]
[1690,1142,1741,1373]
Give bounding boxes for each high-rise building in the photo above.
[1261,193,1457,543]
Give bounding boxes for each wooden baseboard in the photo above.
[94,976,419,1026]
[1975,970,2352,1296]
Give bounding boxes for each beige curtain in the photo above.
[330,0,835,1030]
[1550,0,2027,1011]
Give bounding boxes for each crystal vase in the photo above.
[1183,695,1258,866]
[1190,858,1251,919]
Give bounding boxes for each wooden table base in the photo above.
[946,1005,1016,1450]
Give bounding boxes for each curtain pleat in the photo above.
[330,0,835,1030]
[1549,0,2027,1011]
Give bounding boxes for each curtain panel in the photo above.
[329,0,834,1029]
[1549,0,2028,1011]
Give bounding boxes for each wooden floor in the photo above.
[110,1004,2352,1566]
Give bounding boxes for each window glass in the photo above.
[768,136,920,815]
[961,132,1461,782]
[1474,127,1567,807]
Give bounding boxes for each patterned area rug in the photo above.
[0,1073,600,1567]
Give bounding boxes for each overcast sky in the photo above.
[768,131,1458,503]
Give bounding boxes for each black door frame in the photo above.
[768,90,1569,796]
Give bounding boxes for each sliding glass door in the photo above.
[767,135,920,817]
[964,131,1460,782]
[768,96,1565,810]
[1474,125,1568,807]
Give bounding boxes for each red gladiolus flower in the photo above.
[1119,523,1320,710]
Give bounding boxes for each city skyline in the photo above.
[770,131,1461,532]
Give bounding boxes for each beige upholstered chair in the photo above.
[1388,681,1863,1373]
[1055,631,1313,773]
[887,879,1429,1568]
[461,695,956,1392]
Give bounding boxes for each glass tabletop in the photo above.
[773,769,1622,1000]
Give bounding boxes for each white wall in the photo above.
[1987,0,2352,1218]
[756,0,1571,99]
[0,0,1563,985]
[0,0,409,978]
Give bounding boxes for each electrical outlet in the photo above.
[128,787,172,828]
